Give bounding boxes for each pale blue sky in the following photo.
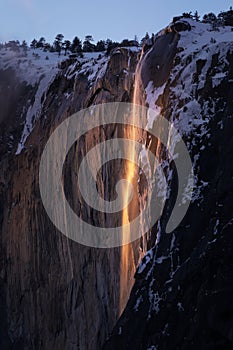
[1,0,233,44]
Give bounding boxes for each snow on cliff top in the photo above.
[0,48,63,86]
[146,18,233,135]
[0,47,139,87]
[176,18,233,53]
[0,46,137,154]
[0,48,110,154]
[0,48,109,86]
[170,18,233,135]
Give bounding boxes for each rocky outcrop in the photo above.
[171,20,191,32]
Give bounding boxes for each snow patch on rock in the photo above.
[145,81,166,129]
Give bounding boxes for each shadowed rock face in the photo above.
[140,32,179,88]
[171,20,191,32]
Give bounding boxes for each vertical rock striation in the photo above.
[0,47,142,349]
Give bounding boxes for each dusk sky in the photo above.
[1,0,233,44]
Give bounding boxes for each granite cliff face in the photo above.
[0,18,233,350]
[0,47,142,349]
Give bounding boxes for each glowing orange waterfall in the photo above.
[119,55,144,315]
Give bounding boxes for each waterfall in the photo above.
[119,51,146,315]
[119,45,168,314]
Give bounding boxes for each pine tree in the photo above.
[134,35,139,45]
[182,12,193,18]
[105,39,119,55]
[105,39,112,48]
[83,35,95,52]
[203,13,216,23]
[151,33,155,43]
[63,40,71,55]
[70,36,82,53]
[194,11,200,21]
[218,9,233,26]
[54,34,64,55]
[37,37,46,48]
[95,40,106,52]
[30,39,37,49]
